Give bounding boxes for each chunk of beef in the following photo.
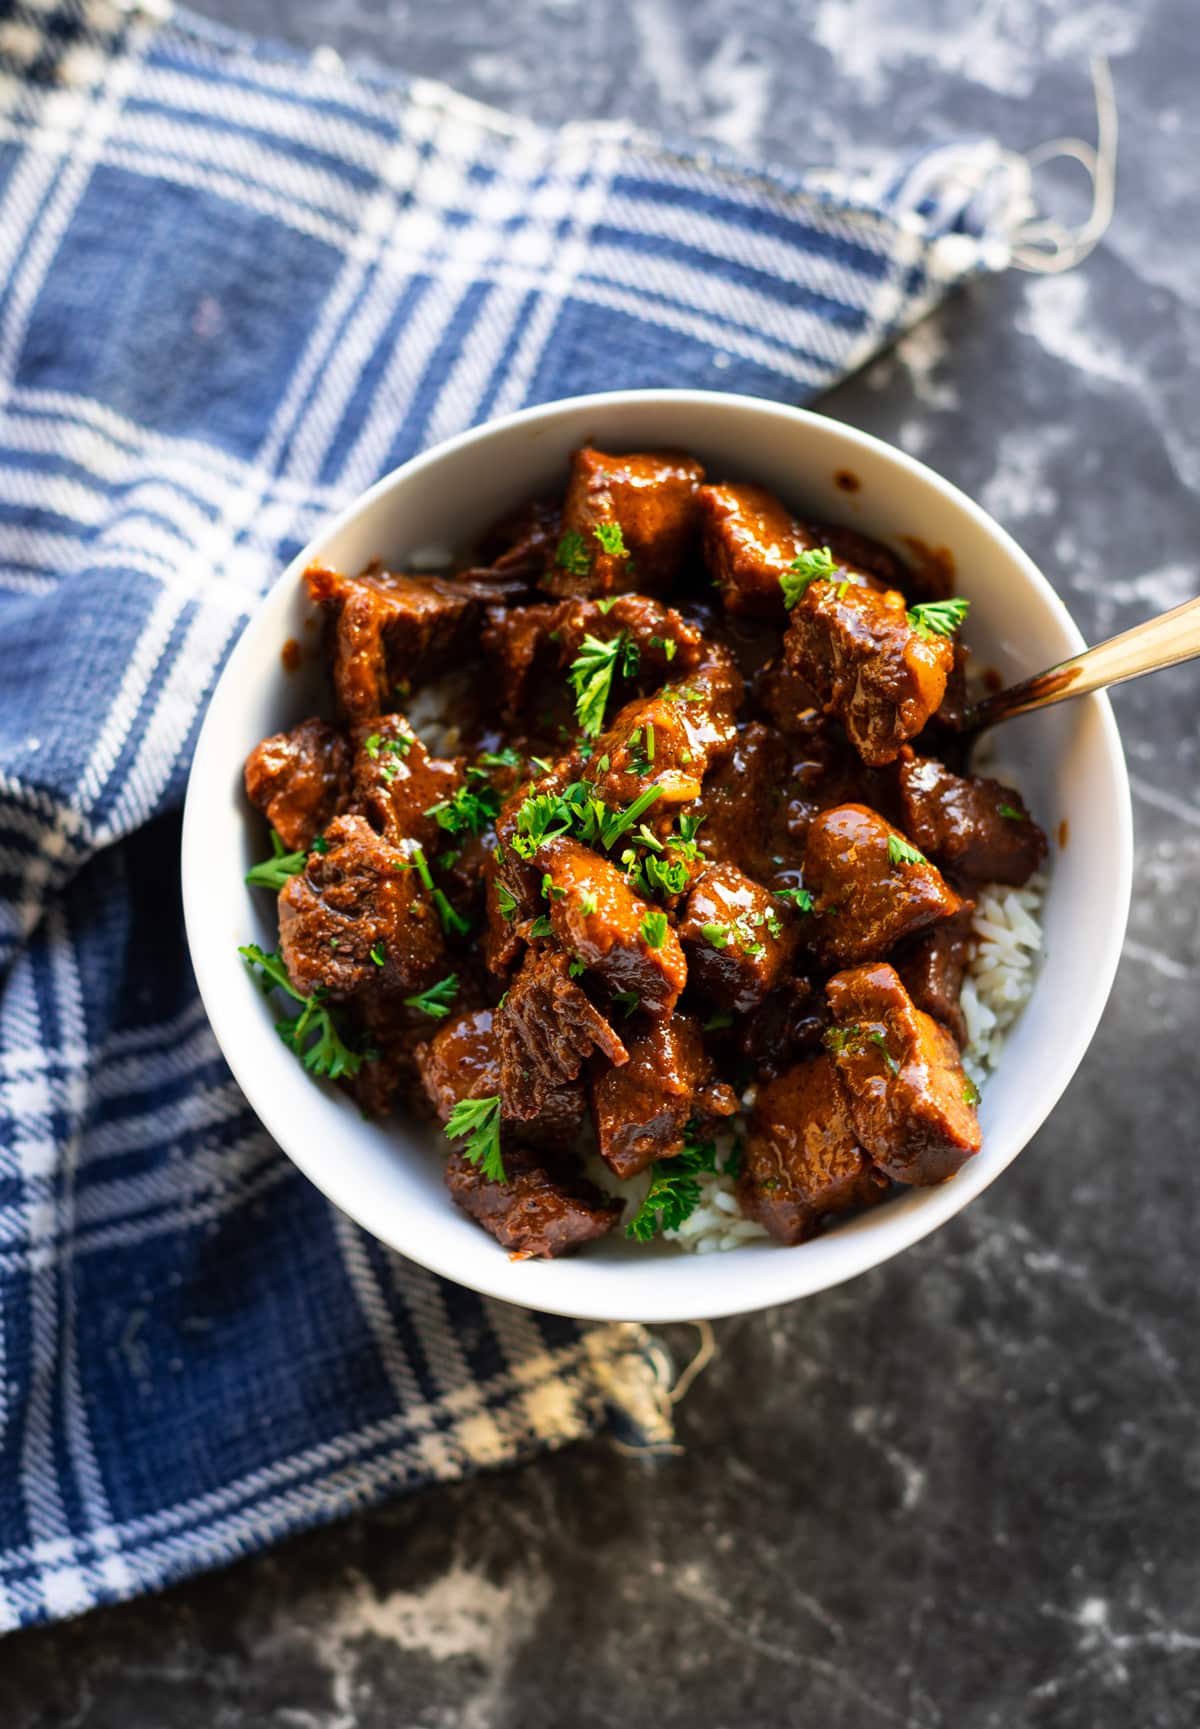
[678,862,800,1013]
[538,837,688,1017]
[693,722,788,873]
[898,753,1047,886]
[804,804,964,968]
[737,1056,889,1244]
[784,581,954,765]
[825,962,982,1186]
[737,976,828,1081]
[749,660,823,736]
[482,591,703,718]
[348,714,459,848]
[244,717,350,853]
[415,1006,584,1151]
[585,688,735,812]
[307,563,482,722]
[496,947,627,1119]
[445,1146,620,1259]
[697,483,890,619]
[590,1013,734,1180]
[543,446,705,597]
[347,997,433,1119]
[464,497,561,584]
[278,814,447,1000]
[894,904,976,1047]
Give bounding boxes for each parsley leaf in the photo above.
[703,1008,734,1032]
[998,803,1027,823]
[612,990,640,1016]
[555,530,592,578]
[578,889,598,916]
[245,829,307,890]
[425,780,500,837]
[775,887,814,913]
[568,631,631,738]
[593,520,629,558]
[640,909,668,949]
[445,1094,506,1182]
[403,974,459,1018]
[528,913,555,938]
[866,1028,899,1076]
[626,1123,719,1241]
[701,921,731,949]
[906,597,971,640]
[496,880,518,922]
[239,943,365,1079]
[887,833,927,868]
[963,1075,982,1108]
[780,545,835,609]
[369,941,385,967]
[401,844,472,936]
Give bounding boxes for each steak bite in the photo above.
[803,804,964,968]
[537,836,688,1017]
[697,482,891,619]
[737,1056,889,1244]
[894,904,976,1048]
[444,1146,621,1259]
[591,1013,735,1181]
[693,722,789,873]
[415,1007,584,1150]
[678,862,801,1013]
[784,581,954,765]
[898,753,1048,886]
[244,717,350,853]
[737,976,828,1081]
[278,814,447,1000]
[544,446,706,597]
[306,562,482,722]
[496,947,627,1119]
[825,962,982,1186]
[348,714,459,848]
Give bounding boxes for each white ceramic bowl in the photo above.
[181,390,1132,1323]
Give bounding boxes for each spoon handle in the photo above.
[965,591,1200,733]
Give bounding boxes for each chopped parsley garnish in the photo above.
[703,1008,734,1032]
[311,835,329,855]
[568,631,630,738]
[649,634,678,662]
[245,830,307,890]
[239,943,365,1079]
[701,921,731,949]
[612,990,640,1016]
[643,853,689,898]
[645,723,656,763]
[593,520,629,558]
[775,887,814,913]
[510,791,576,857]
[401,844,471,936]
[445,1094,505,1182]
[998,803,1026,823]
[478,747,522,771]
[369,941,386,967]
[578,889,598,916]
[906,597,971,640]
[540,872,566,901]
[403,974,459,1018]
[595,596,619,615]
[496,880,518,922]
[425,779,500,837]
[963,1075,982,1108]
[554,530,592,578]
[866,1029,899,1075]
[780,545,835,609]
[640,909,668,949]
[626,1122,718,1241]
[823,1024,860,1056]
[887,834,927,868]
[364,733,382,759]
[528,913,555,938]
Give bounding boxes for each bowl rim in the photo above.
[181,387,1133,1323]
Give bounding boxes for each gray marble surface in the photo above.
[6,1,1200,1724]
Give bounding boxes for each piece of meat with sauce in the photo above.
[678,862,800,1013]
[784,581,954,765]
[591,1013,735,1180]
[348,714,459,848]
[496,947,628,1119]
[538,836,688,1017]
[737,1056,889,1244]
[278,814,447,1000]
[307,563,483,722]
[737,976,828,1080]
[804,804,964,968]
[482,592,703,718]
[244,717,350,853]
[697,483,891,619]
[825,962,982,1186]
[543,447,705,597]
[894,904,976,1047]
[462,497,560,585]
[898,753,1047,886]
[415,1006,584,1151]
[445,1146,621,1259]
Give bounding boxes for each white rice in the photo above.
[651,873,1047,1254]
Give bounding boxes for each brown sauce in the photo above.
[900,536,956,600]
[834,469,861,494]
[281,638,301,673]
[1057,818,1069,849]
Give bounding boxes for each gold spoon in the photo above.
[962,592,1200,734]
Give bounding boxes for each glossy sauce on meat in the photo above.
[243,442,1047,1258]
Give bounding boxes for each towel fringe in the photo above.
[1008,55,1117,273]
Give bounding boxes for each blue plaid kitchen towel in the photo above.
[0,0,1038,1630]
